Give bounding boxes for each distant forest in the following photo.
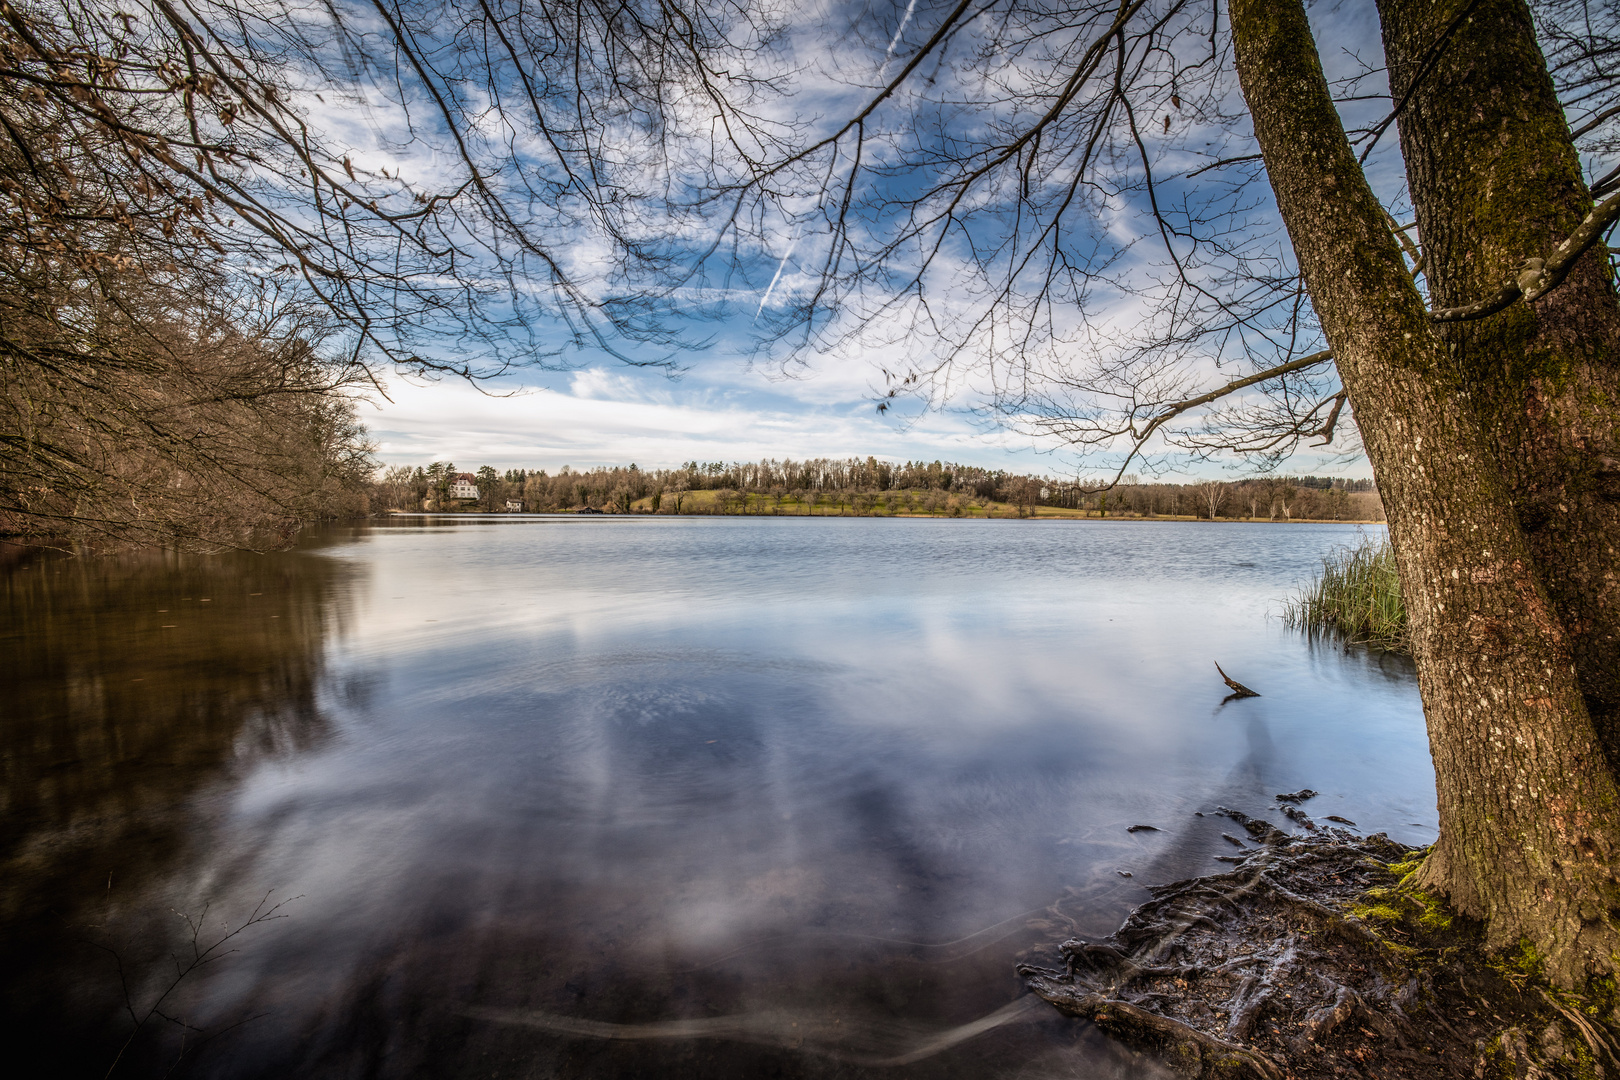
[372,459,1383,521]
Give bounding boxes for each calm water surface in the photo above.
[1,517,1430,1078]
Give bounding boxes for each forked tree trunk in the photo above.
[1229,0,1620,988]
[1377,0,1620,771]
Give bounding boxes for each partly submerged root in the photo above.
[1019,979,1283,1080]
[460,810,1620,1077]
[674,903,1053,972]
[460,993,1047,1067]
[1019,811,1620,1079]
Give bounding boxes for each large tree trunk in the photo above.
[1376,0,1620,770]
[1229,0,1620,988]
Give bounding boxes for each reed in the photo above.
[1284,535,1407,651]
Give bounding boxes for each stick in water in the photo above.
[1215,662,1260,697]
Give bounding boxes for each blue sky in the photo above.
[346,0,1399,481]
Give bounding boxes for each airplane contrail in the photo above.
[754,235,800,320]
[881,0,921,76]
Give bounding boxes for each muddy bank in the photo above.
[1018,805,1620,1078]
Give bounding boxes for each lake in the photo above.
[0,516,1431,1078]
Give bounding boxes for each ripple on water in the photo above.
[0,518,1425,1078]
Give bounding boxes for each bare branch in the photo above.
[1430,187,1620,321]
[1354,0,1488,164]
[1071,348,1334,493]
[1185,153,1261,178]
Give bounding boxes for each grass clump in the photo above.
[1284,534,1408,652]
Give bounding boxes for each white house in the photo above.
[504,500,523,512]
[449,473,479,500]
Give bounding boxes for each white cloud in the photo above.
[365,352,1371,480]
[368,359,1062,472]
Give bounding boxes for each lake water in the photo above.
[0,517,1431,1078]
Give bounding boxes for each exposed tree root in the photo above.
[1019,810,1620,1078]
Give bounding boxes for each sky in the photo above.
[363,351,1374,479]
[367,359,1054,474]
[340,0,1397,482]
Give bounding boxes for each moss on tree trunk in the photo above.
[1228,0,1620,989]
[1377,0,1620,771]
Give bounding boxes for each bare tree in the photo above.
[0,248,375,547]
[1,0,782,542]
[1195,480,1226,521]
[0,0,779,372]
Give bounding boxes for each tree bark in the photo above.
[1376,0,1620,772]
[1229,0,1620,988]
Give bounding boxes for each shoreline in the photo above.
[384,509,1386,525]
[1022,812,1606,1079]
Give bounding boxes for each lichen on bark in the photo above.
[1377,0,1620,762]
[1228,0,1620,989]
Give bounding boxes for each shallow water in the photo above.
[0,517,1430,1078]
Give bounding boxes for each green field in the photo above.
[630,488,1378,522]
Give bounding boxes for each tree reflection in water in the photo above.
[0,546,347,1076]
[0,520,1430,1080]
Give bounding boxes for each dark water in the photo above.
[1,517,1430,1078]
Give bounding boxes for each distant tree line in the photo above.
[371,459,1383,521]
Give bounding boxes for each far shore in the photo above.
[387,506,1384,524]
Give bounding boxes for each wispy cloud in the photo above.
[370,358,1050,472]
